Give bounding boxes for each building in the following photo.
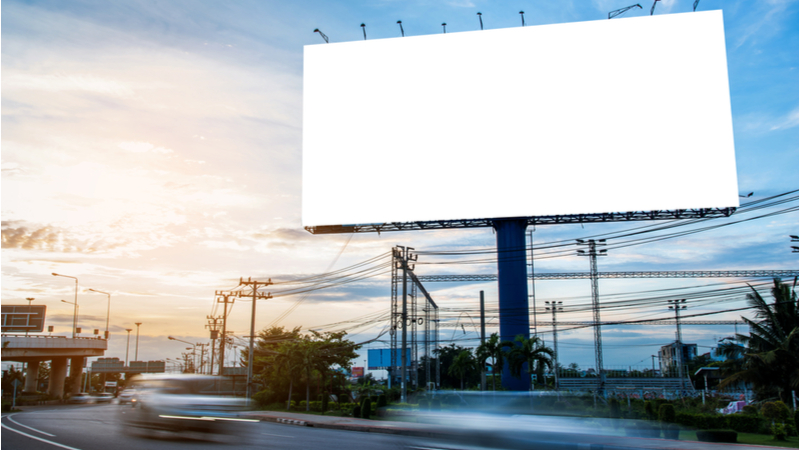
[659,342,697,376]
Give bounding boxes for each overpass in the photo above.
[2,335,107,398]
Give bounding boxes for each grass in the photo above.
[679,430,799,448]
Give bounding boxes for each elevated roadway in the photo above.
[1,335,107,398]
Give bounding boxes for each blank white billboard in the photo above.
[303,11,738,227]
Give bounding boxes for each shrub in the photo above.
[352,404,361,418]
[696,429,737,443]
[761,401,791,422]
[361,397,372,419]
[322,392,329,412]
[644,401,655,420]
[658,403,675,423]
[253,389,274,407]
[741,405,758,415]
[377,394,388,408]
[417,398,428,409]
[725,414,765,433]
[771,423,787,441]
[664,423,680,440]
[609,398,621,418]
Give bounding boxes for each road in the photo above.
[2,404,410,450]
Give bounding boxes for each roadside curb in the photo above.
[250,413,446,439]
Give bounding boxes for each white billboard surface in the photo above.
[303,11,738,227]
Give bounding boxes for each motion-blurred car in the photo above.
[119,374,254,439]
[118,389,136,404]
[68,393,94,404]
[92,392,115,403]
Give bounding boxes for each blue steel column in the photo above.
[493,219,530,391]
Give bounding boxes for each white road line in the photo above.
[6,413,57,436]
[261,432,295,438]
[0,421,82,450]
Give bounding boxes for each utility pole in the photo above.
[237,278,272,400]
[577,239,607,395]
[480,290,486,391]
[527,230,538,337]
[206,315,222,375]
[215,291,235,376]
[668,299,687,388]
[125,329,132,366]
[545,301,563,390]
[196,343,208,374]
[394,246,417,403]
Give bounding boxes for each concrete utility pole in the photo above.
[480,290,486,391]
[545,301,563,390]
[206,316,222,375]
[668,299,687,388]
[394,246,417,403]
[237,278,272,400]
[215,291,235,376]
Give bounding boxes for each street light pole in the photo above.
[125,329,133,365]
[52,273,78,338]
[168,336,197,373]
[60,300,80,335]
[134,322,142,361]
[25,298,35,336]
[88,289,111,339]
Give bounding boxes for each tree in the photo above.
[433,344,479,389]
[476,333,514,391]
[719,279,798,402]
[448,350,477,390]
[508,334,554,390]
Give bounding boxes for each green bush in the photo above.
[658,403,675,423]
[771,423,787,441]
[696,429,737,443]
[664,423,680,440]
[609,398,621,418]
[377,394,387,408]
[761,401,791,422]
[725,414,765,433]
[322,392,329,412]
[361,397,372,419]
[253,389,274,406]
[352,404,361,418]
[741,405,758,415]
[644,401,655,420]
[417,398,428,409]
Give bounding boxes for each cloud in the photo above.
[118,141,174,154]
[769,108,799,131]
[0,222,109,253]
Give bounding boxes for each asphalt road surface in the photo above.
[2,404,411,450]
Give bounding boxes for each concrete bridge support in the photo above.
[23,361,40,393]
[69,357,85,395]
[49,357,68,399]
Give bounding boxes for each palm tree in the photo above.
[476,333,514,391]
[448,350,477,390]
[719,278,798,402]
[508,334,554,391]
[275,343,301,410]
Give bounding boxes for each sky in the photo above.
[2,0,798,377]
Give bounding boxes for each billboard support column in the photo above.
[493,219,530,391]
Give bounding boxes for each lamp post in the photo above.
[168,336,197,373]
[60,300,80,334]
[87,289,111,339]
[25,298,35,336]
[52,273,78,338]
[134,322,142,361]
[125,329,133,365]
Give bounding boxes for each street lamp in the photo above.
[25,298,35,336]
[125,329,133,365]
[87,289,111,339]
[52,273,78,338]
[134,322,142,361]
[60,300,80,334]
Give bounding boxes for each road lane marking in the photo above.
[6,414,57,436]
[0,421,82,450]
[261,432,295,438]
